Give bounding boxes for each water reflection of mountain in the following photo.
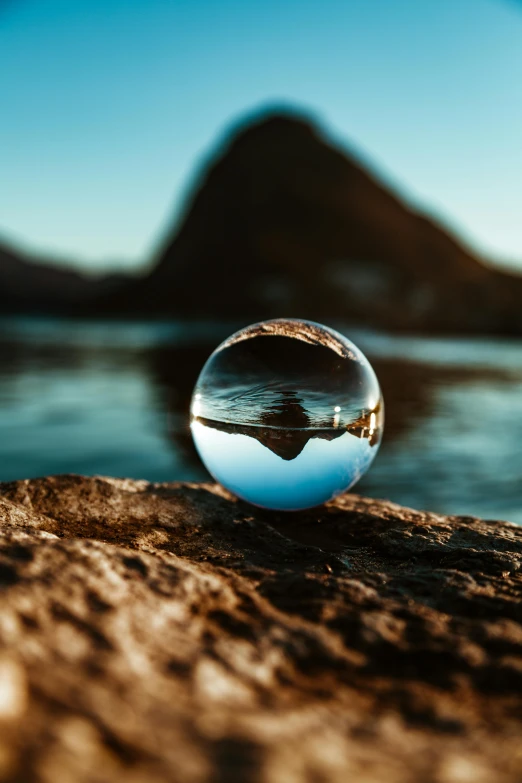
[1,322,520,519]
[147,341,489,472]
[260,389,311,429]
[194,329,378,428]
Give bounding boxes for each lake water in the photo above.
[1,316,521,523]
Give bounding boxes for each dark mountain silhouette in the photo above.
[195,403,380,461]
[3,109,522,332]
[197,416,347,461]
[0,242,124,312]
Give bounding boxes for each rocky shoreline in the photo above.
[0,475,521,782]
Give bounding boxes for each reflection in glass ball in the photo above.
[190,319,384,511]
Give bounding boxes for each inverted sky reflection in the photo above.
[191,419,376,510]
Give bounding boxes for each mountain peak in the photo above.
[3,109,522,334]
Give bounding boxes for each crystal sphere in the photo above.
[191,319,384,511]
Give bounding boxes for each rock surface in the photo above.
[0,475,521,782]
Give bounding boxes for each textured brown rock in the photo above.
[0,475,521,782]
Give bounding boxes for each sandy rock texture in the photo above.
[0,475,521,783]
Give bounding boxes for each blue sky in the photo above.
[1,0,521,274]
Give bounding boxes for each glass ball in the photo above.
[190,319,384,511]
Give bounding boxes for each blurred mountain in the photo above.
[0,242,124,312]
[3,110,522,332]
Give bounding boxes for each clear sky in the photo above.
[1,0,521,274]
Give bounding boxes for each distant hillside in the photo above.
[115,112,522,332]
[0,243,125,313]
[3,110,522,333]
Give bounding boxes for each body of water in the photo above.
[0,316,521,523]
